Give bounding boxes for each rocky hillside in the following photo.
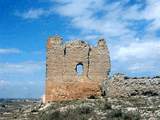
[1,96,160,120]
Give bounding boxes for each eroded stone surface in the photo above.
[45,36,110,102]
[103,73,160,97]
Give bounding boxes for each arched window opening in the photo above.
[76,63,84,76]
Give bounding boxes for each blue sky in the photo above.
[0,0,160,98]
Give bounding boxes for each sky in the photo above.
[0,0,160,98]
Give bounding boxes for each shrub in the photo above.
[88,95,96,99]
[103,102,112,110]
[1,104,5,108]
[124,76,130,79]
[39,105,94,120]
[31,109,38,112]
[106,109,141,120]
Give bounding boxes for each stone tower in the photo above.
[45,36,110,102]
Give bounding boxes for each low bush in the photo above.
[106,109,141,120]
[39,105,94,120]
[103,102,112,110]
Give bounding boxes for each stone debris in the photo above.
[103,73,160,97]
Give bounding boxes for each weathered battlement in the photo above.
[45,36,111,102]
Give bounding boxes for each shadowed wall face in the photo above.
[45,36,110,102]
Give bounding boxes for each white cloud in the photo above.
[0,79,44,98]
[15,0,160,76]
[128,63,155,71]
[0,80,10,88]
[110,39,160,75]
[0,61,43,74]
[16,8,53,19]
[16,0,160,33]
[54,0,132,38]
[0,48,21,54]
[112,40,160,61]
[16,0,132,37]
[55,0,105,17]
[53,0,160,75]
[55,0,160,36]
[124,0,160,31]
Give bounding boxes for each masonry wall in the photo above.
[103,74,160,97]
[45,36,110,102]
[88,40,110,81]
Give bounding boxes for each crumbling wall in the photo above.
[45,36,110,102]
[64,41,90,81]
[104,74,160,97]
[88,40,110,81]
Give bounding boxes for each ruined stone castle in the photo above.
[45,36,160,103]
[45,36,110,102]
